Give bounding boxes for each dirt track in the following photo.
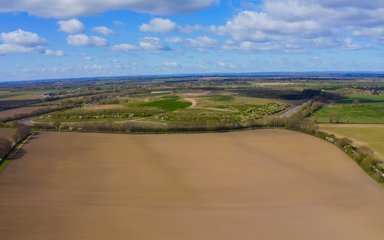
[1,130,384,240]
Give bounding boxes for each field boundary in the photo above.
[0,133,33,172]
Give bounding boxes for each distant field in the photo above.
[312,94,384,124]
[1,130,384,240]
[138,99,192,111]
[320,124,384,159]
[0,106,48,120]
[0,90,44,100]
[36,93,289,125]
[312,105,384,123]
[336,94,384,105]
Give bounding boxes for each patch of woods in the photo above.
[235,88,341,101]
[0,125,31,162]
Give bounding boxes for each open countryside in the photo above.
[1,0,384,239]
[1,130,384,240]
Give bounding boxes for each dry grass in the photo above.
[1,130,384,240]
[83,104,125,111]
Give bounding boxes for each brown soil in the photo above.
[0,106,48,119]
[0,130,384,240]
[0,99,42,111]
[0,128,16,142]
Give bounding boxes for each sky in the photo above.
[0,0,383,81]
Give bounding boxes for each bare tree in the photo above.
[0,137,12,160]
[12,125,31,143]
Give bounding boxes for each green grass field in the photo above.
[139,99,192,111]
[36,93,289,126]
[312,94,384,124]
[320,124,384,158]
[336,94,384,105]
[312,105,384,123]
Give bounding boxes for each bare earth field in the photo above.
[0,128,15,142]
[0,106,49,119]
[0,130,384,240]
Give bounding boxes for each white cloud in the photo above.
[165,37,183,43]
[203,0,384,52]
[353,27,384,40]
[0,0,219,18]
[341,38,360,50]
[179,24,203,34]
[44,49,65,56]
[310,37,338,47]
[187,36,217,48]
[0,29,46,55]
[67,34,107,47]
[163,61,180,68]
[113,20,125,26]
[262,0,384,24]
[0,43,38,54]
[1,29,46,46]
[92,26,114,36]
[58,19,84,34]
[140,18,177,33]
[139,37,169,50]
[110,43,136,52]
[218,61,236,69]
[225,11,321,42]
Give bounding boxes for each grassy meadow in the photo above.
[35,92,289,127]
[312,94,384,124]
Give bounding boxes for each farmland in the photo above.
[1,130,384,240]
[0,128,15,141]
[312,94,384,124]
[35,92,289,130]
[320,124,384,159]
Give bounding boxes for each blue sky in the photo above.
[0,0,383,81]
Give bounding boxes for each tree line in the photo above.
[0,125,31,162]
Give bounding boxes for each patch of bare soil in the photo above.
[0,106,48,119]
[0,130,384,240]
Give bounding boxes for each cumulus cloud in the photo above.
[140,18,177,33]
[353,27,384,40]
[92,26,114,36]
[187,36,217,49]
[0,29,47,54]
[165,37,183,43]
[0,0,219,18]
[225,11,321,42]
[58,19,85,34]
[0,44,38,54]
[139,37,170,50]
[206,0,384,52]
[110,43,136,52]
[179,24,203,34]
[1,29,46,46]
[67,34,107,47]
